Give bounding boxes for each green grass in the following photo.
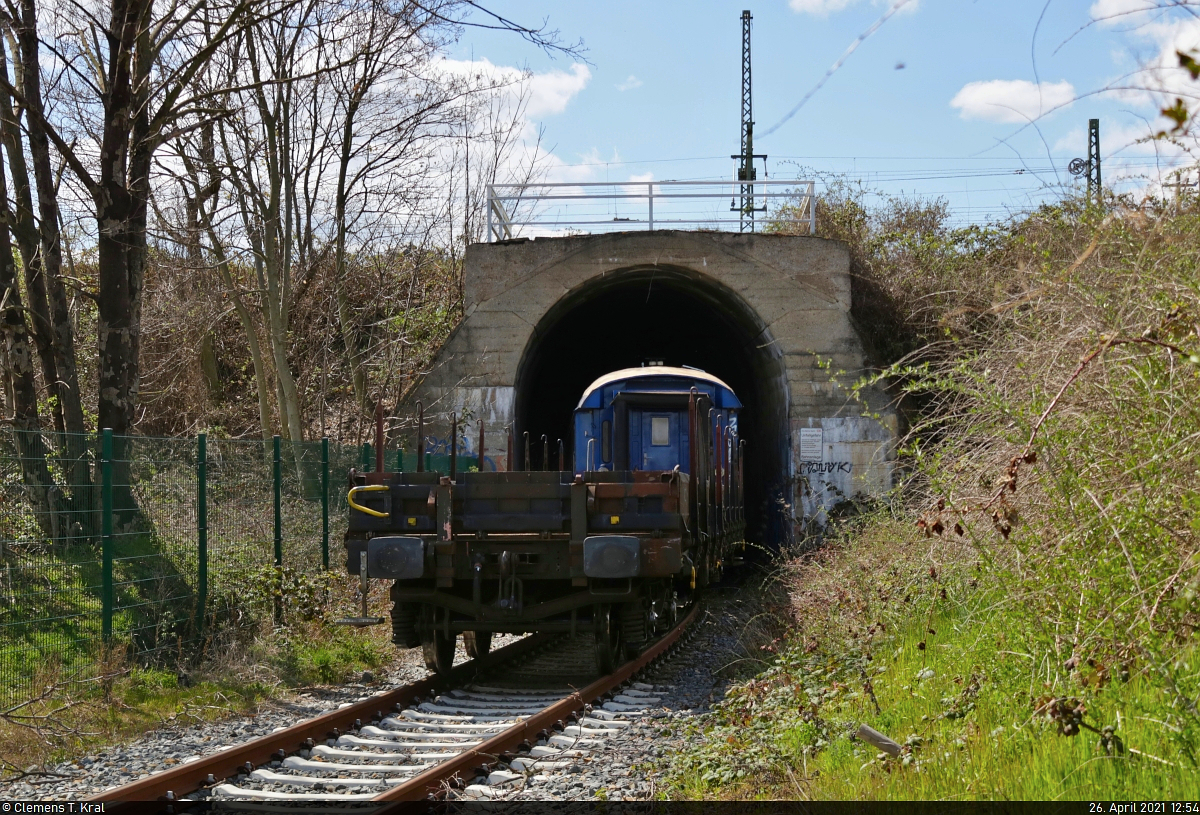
[116,668,272,719]
[0,667,275,774]
[0,621,393,775]
[666,555,1200,800]
[268,624,392,686]
[0,518,394,776]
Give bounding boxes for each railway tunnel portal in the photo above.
[406,230,897,545]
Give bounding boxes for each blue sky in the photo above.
[447,0,1200,228]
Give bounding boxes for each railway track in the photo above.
[90,603,699,808]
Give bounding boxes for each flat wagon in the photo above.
[342,366,746,673]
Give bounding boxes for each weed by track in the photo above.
[0,586,396,777]
[666,193,1200,800]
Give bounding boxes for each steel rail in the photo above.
[89,632,552,806]
[90,602,699,809]
[371,601,701,807]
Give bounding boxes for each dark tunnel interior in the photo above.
[513,268,790,546]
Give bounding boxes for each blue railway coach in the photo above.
[573,366,742,474]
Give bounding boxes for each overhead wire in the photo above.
[758,0,916,139]
[546,154,1176,169]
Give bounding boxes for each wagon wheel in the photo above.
[420,606,457,675]
[593,604,621,674]
[463,631,492,659]
[422,630,457,674]
[620,601,648,661]
[664,589,680,629]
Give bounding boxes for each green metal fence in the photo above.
[0,426,481,705]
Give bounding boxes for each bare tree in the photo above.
[162,0,540,442]
[172,123,278,439]
[0,141,57,538]
[0,0,579,468]
[0,0,275,517]
[0,18,92,527]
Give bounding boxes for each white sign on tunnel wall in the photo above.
[799,428,823,462]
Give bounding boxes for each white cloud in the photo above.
[616,75,643,91]
[789,0,857,14]
[435,58,590,118]
[617,171,655,198]
[526,64,592,117]
[426,57,597,240]
[541,148,612,185]
[1090,0,1159,25]
[1119,18,1200,102]
[950,79,1075,123]
[1087,4,1200,111]
[788,0,918,16]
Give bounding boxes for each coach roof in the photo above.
[575,366,741,410]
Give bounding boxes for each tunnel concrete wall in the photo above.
[407,230,897,531]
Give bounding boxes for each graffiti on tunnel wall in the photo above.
[800,461,852,474]
[793,416,897,521]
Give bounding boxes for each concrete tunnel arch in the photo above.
[408,231,898,543]
[512,265,792,546]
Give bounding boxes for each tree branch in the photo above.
[412,0,586,60]
[0,74,96,196]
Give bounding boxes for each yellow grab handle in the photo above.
[348,485,389,518]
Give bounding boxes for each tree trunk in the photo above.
[265,302,303,441]
[94,0,147,523]
[334,93,368,411]
[256,231,302,443]
[180,126,277,441]
[0,36,61,439]
[0,152,57,541]
[204,225,274,439]
[14,0,92,530]
[238,30,304,445]
[1,354,14,417]
[335,267,367,411]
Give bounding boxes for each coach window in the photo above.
[651,416,670,446]
[602,420,612,463]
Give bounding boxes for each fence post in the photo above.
[101,428,113,643]
[321,437,329,571]
[809,181,817,235]
[196,433,207,639]
[273,435,282,624]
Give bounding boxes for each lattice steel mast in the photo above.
[732,9,766,231]
[1068,118,1103,207]
[1087,118,1101,205]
